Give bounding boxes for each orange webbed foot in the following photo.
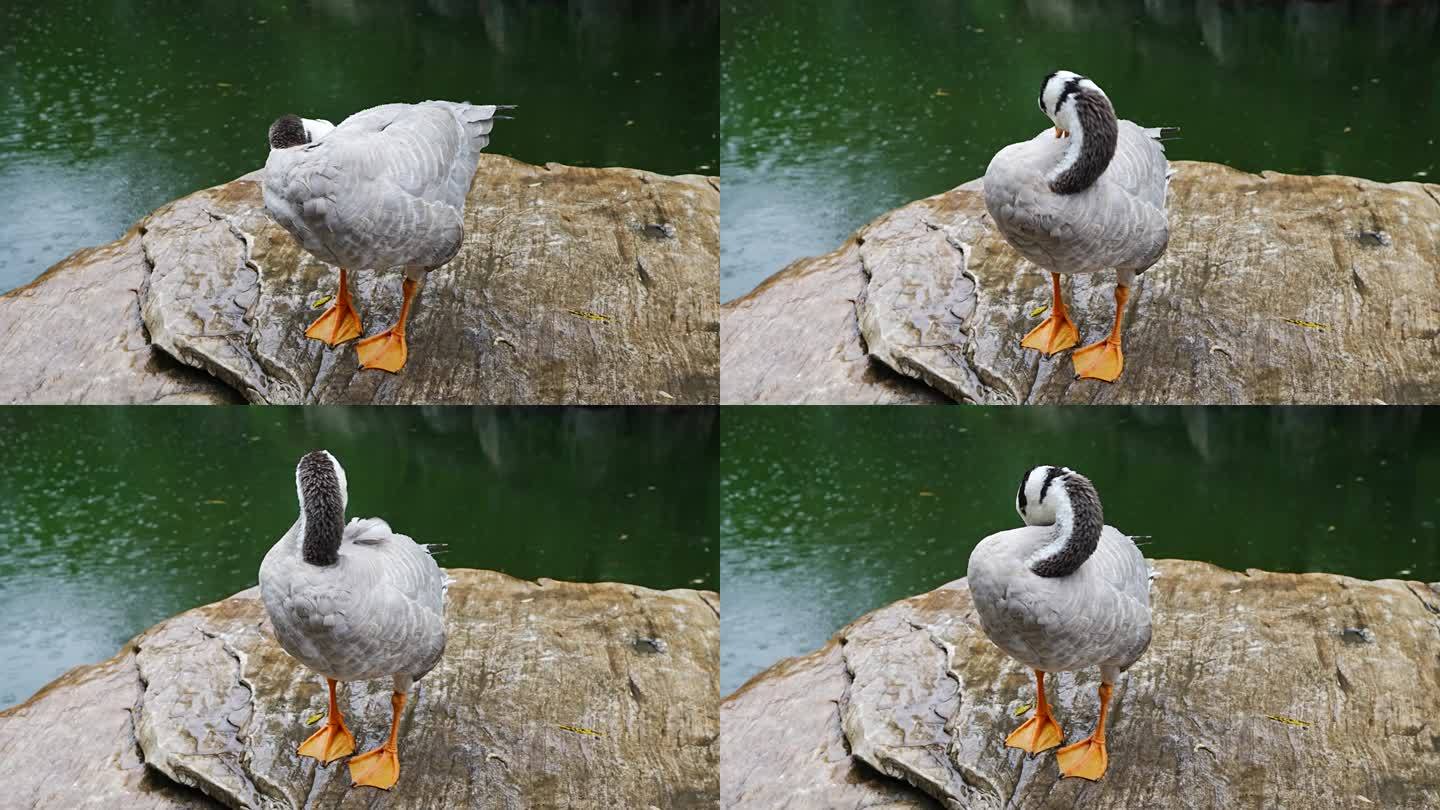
[1021,309,1080,356]
[297,719,356,764]
[1005,708,1064,753]
[348,744,400,789]
[305,300,363,347]
[1056,735,1109,780]
[356,329,409,372]
[1072,337,1124,382]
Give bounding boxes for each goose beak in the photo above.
[1055,126,1063,138]
[1054,127,1070,138]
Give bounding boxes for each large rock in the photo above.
[721,560,1440,809]
[0,570,720,809]
[0,227,241,405]
[0,156,719,404]
[721,164,1440,404]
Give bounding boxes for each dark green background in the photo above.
[0,0,719,293]
[720,406,1440,694]
[721,0,1440,300]
[0,406,719,709]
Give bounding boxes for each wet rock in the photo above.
[0,570,720,809]
[2,156,719,404]
[0,227,240,405]
[721,164,1440,404]
[722,560,1440,809]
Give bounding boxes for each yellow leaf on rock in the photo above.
[1013,702,1032,717]
[557,725,603,737]
[1264,714,1312,728]
[312,295,332,309]
[1030,305,1048,318]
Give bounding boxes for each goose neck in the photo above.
[1027,475,1103,578]
[1049,90,1119,195]
[296,457,346,567]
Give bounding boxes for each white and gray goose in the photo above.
[982,71,1174,382]
[966,465,1151,781]
[258,450,449,790]
[263,100,512,372]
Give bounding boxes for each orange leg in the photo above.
[1072,284,1129,382]
[1057,682,1113,780]
[349,691,406,789]
[304,268,363,346]
[1005,669,1064,753]
[1020,273,1080,356]
[355,278,417,373]
[296,677,356,764]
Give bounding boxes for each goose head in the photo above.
[1035,70,1119,195]
[267,114,335,150]
[295,450,349,566]
[1015,465,1104,577]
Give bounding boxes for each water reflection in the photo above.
[0,406,719,708]
[0,0,718,292]
[719,406,1440,694]
[721,0,1440,300]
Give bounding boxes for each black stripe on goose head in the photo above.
[297,450,345,566]
[1038,465,1066,502]
[1038,70,1059,114]
[268,114,308,150]
[1030,471,1104,578]
[1053,76,1082,116]
[1050,88,1119,196]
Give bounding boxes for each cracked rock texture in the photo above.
[0,569,721,809]
[720,164,1440,404]
[0,155,719,404]
[721,560,1440,809]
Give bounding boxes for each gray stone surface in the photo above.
[0,570,720,809]
[2,156,719,404]
[722,164,1440,404]
[721,560,1440,809]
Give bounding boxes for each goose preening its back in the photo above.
[966,466,1151,780]
[263,101,513,372]
[258,450,449,790]
[983,71,1173,382]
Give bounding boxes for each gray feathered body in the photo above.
[967,525,1151,680]
[262,101,502,272]
[983,122,1171,285]
[259,517,448,689]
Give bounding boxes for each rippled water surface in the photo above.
[0,0,719,293]
[721,0,1440,301]
[720,406,1440,694]
[0,406,719,708]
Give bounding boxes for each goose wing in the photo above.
[333,517,449,680]
[983,121,1170,275]
[969,526,1151,673]
[262,101,504,270]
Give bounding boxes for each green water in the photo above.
[720,406,1440,695]
[720,0,1440,301]
[0,0,719,294]
[0,406,719,709]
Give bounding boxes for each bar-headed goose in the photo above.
[983,71,1173,382]
[264,100,512,372]
[966,465,1151,780]
[258,450,449,790]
